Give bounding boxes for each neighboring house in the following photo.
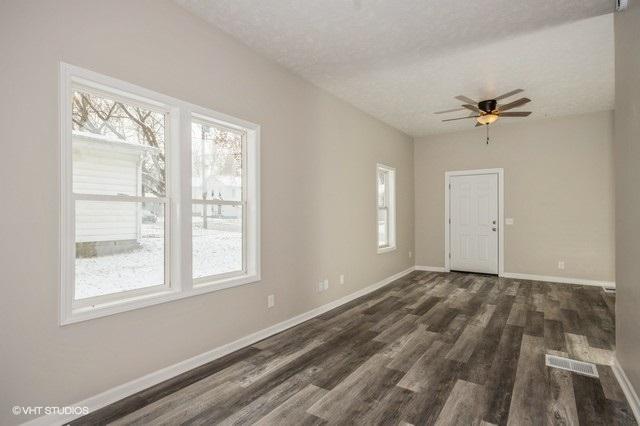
[72,131,154,257]
[192,174,242,221]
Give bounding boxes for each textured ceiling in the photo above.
[177,0,615,136]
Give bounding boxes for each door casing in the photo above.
[444,168,504,276]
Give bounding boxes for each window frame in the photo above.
[376,163,397,254]
[60,63,260,325]
[69,83,173,309]
[188,111,260,290]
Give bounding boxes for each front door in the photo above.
[450,173,498,274]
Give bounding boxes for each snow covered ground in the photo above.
[75,218,241,300]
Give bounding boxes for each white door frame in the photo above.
[444,168,504,276]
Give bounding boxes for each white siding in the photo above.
[73,156,138,196]
[73,134,144,242]
[75,200,139,242]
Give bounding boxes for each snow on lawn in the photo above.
[192,217,242,279]
[75,218,241,300]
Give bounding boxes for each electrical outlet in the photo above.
[505,218,514,225]
[318,281,324,292]
[558,261,565,270]
[267,294,275,308]
[339,274,345,284]
[323,279,329,290]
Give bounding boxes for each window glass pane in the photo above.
[192,203,243,278]
[378,208,388,247]
[377,170,387,207]
[72,90,166,197]
[191,121,242,202]
[75,200,165,300]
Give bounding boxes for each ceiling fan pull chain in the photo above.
[486,124,490,144]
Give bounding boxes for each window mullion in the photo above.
[177,107,193,292]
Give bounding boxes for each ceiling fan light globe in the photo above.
[477,114,499,125]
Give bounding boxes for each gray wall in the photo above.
[414,111,615,282]
[614,0,640,395]
[0,1,414,423]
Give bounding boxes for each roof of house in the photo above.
[72,130,161,153]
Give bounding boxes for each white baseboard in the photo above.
[413,268,614,289]
[414,265,448,272]
[612,357,640,423]
[500,272,615,289]
[24,266,415,426]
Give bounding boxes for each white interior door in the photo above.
[450,173,498,274]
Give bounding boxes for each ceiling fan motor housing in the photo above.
[478,99,497,114]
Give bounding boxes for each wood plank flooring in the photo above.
[72,271,636,425]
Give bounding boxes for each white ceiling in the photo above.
[177,1,615,136]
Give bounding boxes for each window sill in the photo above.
[377,245,397,254]
[193,273,260,294]
[61,273,261,326]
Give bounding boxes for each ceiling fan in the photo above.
[435,89,532,127]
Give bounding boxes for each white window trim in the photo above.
[376,163,397,254]
[59,62,260,325]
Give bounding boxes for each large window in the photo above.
[377,164,396,253]
[60,64,260,324]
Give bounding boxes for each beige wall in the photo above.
[0,1,413,423]
[414,111,614,282]
[614,1,640,395]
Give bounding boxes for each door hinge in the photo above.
[449,252,451,258]
[449,183,451,189]
[449,218,451,224]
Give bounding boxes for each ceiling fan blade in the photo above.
[475,122,485,127]
[462,104,482,114]
[494,89,524,101]
[499,111,532,117]
[498,98,531,111]
[455,95,478,105]
[434,107,466,114]
[442,115,479,122]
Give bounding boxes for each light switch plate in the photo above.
[505,218,514,225]
[267,294,275,308]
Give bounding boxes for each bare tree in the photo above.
[72,91,166,197]
[72,91,242,200]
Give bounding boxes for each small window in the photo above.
[60,63,260,324]
[377,164,396,253]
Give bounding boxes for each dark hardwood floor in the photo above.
[72,271,636,425]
